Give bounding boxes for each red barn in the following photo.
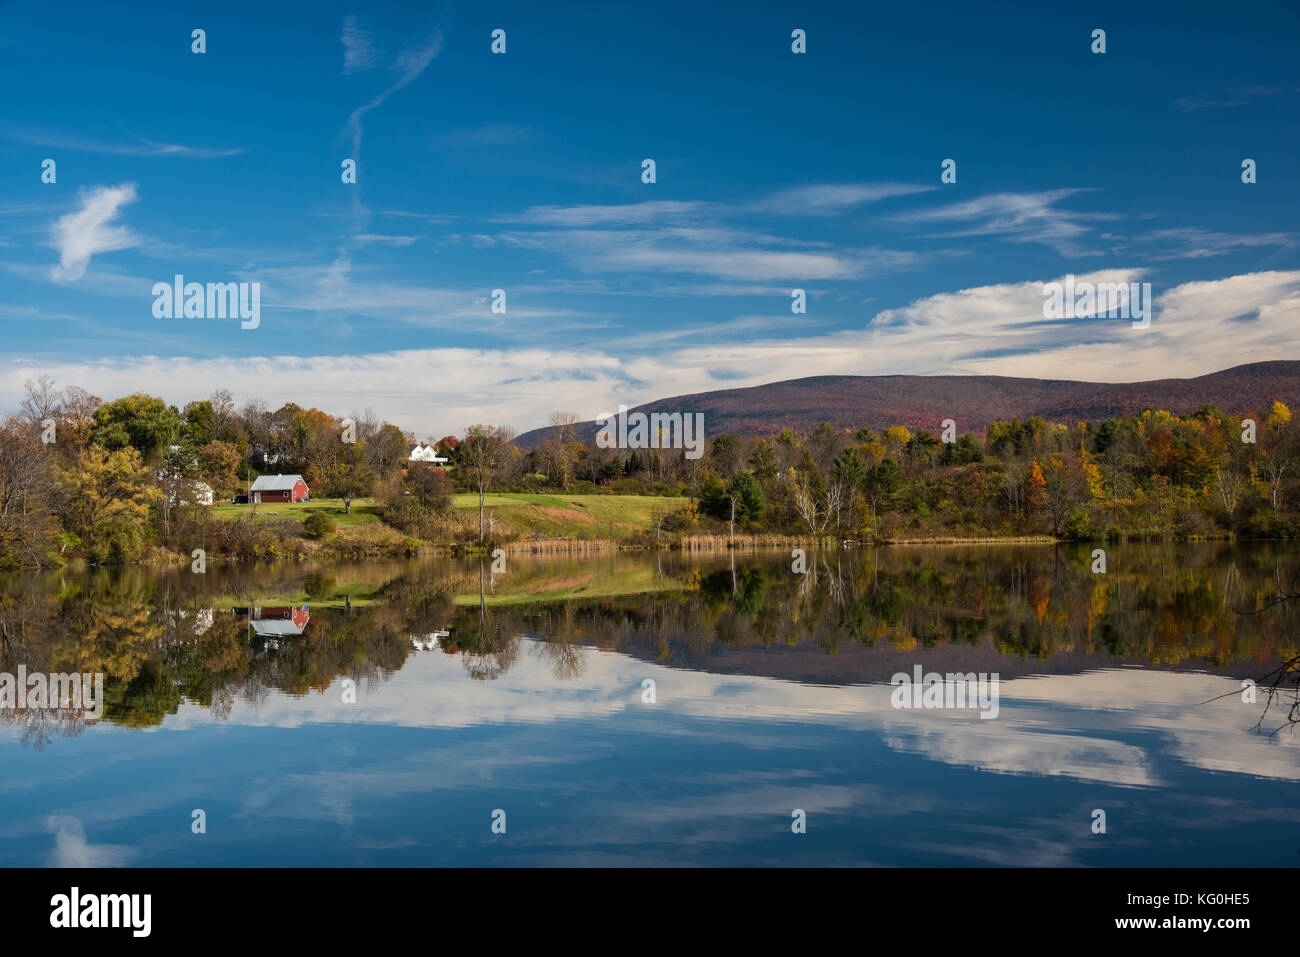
[250,474,309,503]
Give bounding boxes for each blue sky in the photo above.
[1,0,1298,435]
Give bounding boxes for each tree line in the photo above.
[1,374,1296,566]
[510,402,1299,544]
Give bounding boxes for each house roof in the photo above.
[251,474,305,491]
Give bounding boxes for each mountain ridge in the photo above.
[516,360,1300,447]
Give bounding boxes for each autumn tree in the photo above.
[323,444,376,515]
[198,440,244,498]
[1261,401,1294,512]
[366,423,409,478]
[1040,456,1087,536]
[407,462,452,512]
[52,445,161,563]
[539,411,580,489]
[748,440,777,482]
[0,416,60,566]
[90,393,182,464]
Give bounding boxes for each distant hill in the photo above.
[517,361,1300,447]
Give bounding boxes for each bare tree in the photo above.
[20,375,61,427]
[1214,466,1246,518]
[349,406,381,445]
[462,424,516,544]
[239,398,272,451]
[793,479,834,535]
[539,411,580,489]
[649,504,668,545]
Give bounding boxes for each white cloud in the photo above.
[49,183,139,283]
[1132,226,1295,260]
[509,200,715,227]
[1,126,240,158]
[596,245,864,280]
[4,270,1298,436]
[346,30,442,153]
[159,642,1299,787]
[753,182,934,215]
[499,226,921,281]
[894,189,1117,256]
[353,233,421,247]
[46,815,134,867]
[513,183,933,226]
[341,16,380,73]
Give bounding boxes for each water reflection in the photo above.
[1,544,1297,742]
[1,544,1296,865]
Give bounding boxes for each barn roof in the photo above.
[250,474,305,491]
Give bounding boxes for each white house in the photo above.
[408,442,449,465]
[157,447,213,505]
[410,630,451,651]
[183,481,214,506]
[162,477,214,506]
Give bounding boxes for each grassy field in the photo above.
[208,493,689,543]
[451,493,687,541]
[210,498,384,526]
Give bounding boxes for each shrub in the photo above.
[303,511,337,540]
[1062,509,1094,541]
[664,501,700,531]
[406,464,452,512]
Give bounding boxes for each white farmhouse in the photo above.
[162,477,214,506]
[407,442,449,465]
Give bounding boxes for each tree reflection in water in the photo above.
[0,543,1295,740]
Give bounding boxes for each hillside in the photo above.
[517,361,1300,446]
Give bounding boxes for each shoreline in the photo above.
[22,531,1270,571]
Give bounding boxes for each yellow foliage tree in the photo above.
[53,445,161,563]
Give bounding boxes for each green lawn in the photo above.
[207,492,688,543]
[209,497,384,526]
[451,493,687,540]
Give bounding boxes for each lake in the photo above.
[1,543,1297,866]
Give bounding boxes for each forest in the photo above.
[0,374,1296,567]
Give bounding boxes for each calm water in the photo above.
[1,543,1297,867]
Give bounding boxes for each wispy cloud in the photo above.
[752,182,934,216]
[49,183,139,283]
[508,201,715,228]
[341,16,381,74]
[1173,85,1300,111]
[354,233,422,247]
[2,127,241,158]
[498,225,918,281]
[892,189,1116,256]
[509,182,932,226]
[1129,226,1295,260]
[345,26,443,154]
[437,123,537,147]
